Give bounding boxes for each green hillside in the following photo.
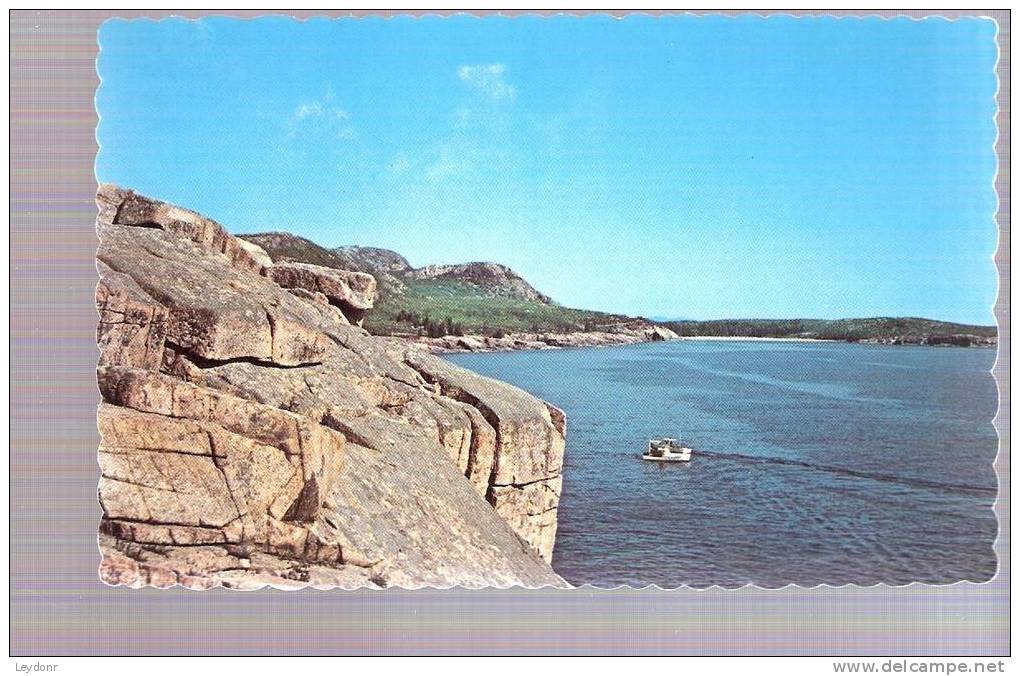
[240,232,639,337]
[369,277,633,337]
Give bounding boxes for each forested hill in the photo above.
[663,317,997,346]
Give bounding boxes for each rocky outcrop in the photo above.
[98,185,267,276]
[645,325,680,342]
[237,239,274,270]
[406,325,680,354]
[268,262,376,326]
[95,186,566,589]
[400,350,565,556]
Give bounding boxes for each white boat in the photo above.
[642,437,693,462]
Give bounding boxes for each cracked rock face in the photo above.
[95,185,567,589]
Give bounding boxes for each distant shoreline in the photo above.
[391,328,675,354]
[396,332,997,355]
[681,336,835,343]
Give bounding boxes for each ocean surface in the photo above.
[447,340,999,588]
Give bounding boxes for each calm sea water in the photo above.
[447,341,998,588]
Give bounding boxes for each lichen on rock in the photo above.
[95,186,567,589]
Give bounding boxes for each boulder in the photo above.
[455,336,487,351]
[237,239,274,270]
[269,262,376,325]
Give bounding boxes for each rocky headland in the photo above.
[95,186,567,590]
[400,324,680,354]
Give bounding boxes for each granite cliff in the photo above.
[95,186,567,589]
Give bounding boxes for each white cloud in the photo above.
[458,63,516,100]
[287,98,354,140]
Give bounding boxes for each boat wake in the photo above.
[694,449,996,497]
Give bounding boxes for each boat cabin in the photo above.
[647,438,680,456]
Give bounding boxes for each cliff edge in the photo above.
[95,186,566,589]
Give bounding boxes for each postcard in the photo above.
[90,13,1001,592]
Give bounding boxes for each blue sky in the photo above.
[96,15,999,324]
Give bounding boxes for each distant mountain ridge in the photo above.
[238,231,630,337]
[241,233,552,305]
[240,232,996,347]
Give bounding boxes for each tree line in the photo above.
[394,310,466,337]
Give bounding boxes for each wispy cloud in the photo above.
[385,64,517,184]
[286,95,354,140]
[294,103,323,120]
[457,63,516,100]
